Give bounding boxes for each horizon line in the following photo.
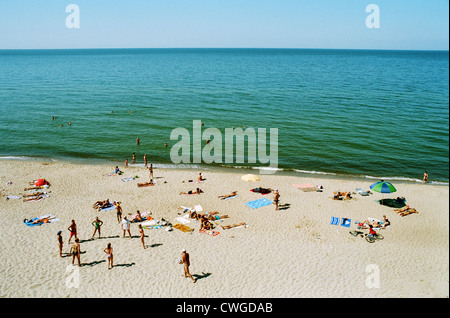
[0,47,448,52]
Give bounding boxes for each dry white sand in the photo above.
[0,160,448,298]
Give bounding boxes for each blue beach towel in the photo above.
[100,205,116,211]
[330,216,339,225]
[341,218,351,227]
[222,195,238,201]
[245,198,273,209]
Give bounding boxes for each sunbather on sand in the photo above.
[394,205,410,213]
[93,199,111,210]
[205,211,229,220]
[199,217,214,231]
[218,191,237,199]
[222,222,246,230]
[137,179,155,187]
[179,188,203,195]
[24,216,55,224]
[398,208,419,217]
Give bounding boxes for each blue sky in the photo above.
[0,0,448,50]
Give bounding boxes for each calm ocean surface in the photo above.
[0,49,448,183]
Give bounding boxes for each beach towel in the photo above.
[175,216,191,225]
[173,223,194,233]
[340,218,351,227]
[6,195,21,200]
[245,198,273,209]
[121,176,135,182]
[199,229,220,236]
[193,204,203,212]
[330,216,339,225]
[250,187,272,195]
[142,225,162,230]
[356,188,369,196]
[24,214,60,227]
[100,204,116,212]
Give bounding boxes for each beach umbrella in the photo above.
[241,174,261,182]
[370,180,396,204]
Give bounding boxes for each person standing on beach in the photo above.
[423,171,429,183]
[149,164,154,181]
[139,224,146,249]
[57,231,63,258]
[180,249,196,283]
[116,202,123,223]
[69,238,81,267]
[104,243,114,269]
[121,216,132,239]
[273,189,280,211]
[125,159,128,167]
[68,220,77,244]
[91,217,104,239]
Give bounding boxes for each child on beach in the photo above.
[104,243,113,269]
[91,217,104,239]
[69,238,81,266]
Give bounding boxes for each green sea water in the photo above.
[0,49,448,183]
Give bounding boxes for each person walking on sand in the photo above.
[68,220,77,244]
[57,231,63,258]
[121,216,132,239]
[180,249,196,283]
[91,217,104,239]
[69,238,81,266]
[139,224,146,249]
[273,189,280,211]
[104,243,114,269]
[423,171,429,183]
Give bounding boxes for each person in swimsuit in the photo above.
[68,220,77,244]
[116,203,123,223]
[104,243,113,269]
[138,224,146,249]
[91,217,104,239]
[144,154,148,167]
[132,153,136,164]
[70,238,81,266]
[423,171,428,183]
[180,249,196,283]
[273,189,280,211]
[179,188,203,195]
[121,216,132,239]
[149,164,154,181]
[57,231,63,258]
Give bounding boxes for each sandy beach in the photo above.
[0,160,448,298]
